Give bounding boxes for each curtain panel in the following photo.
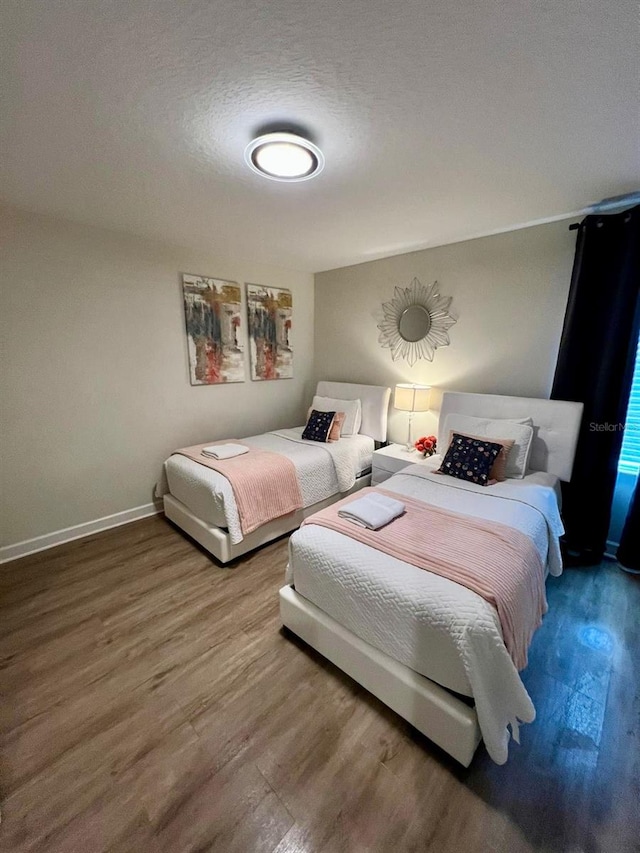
[551,205,640,565]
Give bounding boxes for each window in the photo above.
[619,334,640,475]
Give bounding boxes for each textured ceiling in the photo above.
[1,0,638,272]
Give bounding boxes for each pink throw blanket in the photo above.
[174,442,303,536]
[302,487,546,670]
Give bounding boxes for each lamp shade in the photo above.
[394,383,431,412]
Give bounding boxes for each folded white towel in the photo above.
[201,443,249,460]
[338,492,405,530]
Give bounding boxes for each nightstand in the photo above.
[372,444,421,485]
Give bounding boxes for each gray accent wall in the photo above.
[314,221,575,445]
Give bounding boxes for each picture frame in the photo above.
[181,273,245,385]
[246,283,293,381]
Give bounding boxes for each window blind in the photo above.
[619,335,640,474]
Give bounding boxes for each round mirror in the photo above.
[378,278,456,365]
[398,304,431,342]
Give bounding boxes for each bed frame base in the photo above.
[163,476,370,564]
[279,585,482,767]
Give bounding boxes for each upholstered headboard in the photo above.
[315,381,391,442]
[438,391,584,482]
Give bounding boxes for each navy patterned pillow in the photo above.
[302,409,336,443]
[437,432,503,486]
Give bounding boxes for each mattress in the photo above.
[164,428,374,544]
[287,459,564,763]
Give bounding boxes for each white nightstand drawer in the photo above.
[374,452,414,475]
[372,444,419,485]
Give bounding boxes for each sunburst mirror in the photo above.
[377,278,456,366]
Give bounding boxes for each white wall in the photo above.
[0,206,314,548]
[0,210,577,552]
[315,221,576,444]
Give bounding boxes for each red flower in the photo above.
[413,434,438,457]
[415,435,437,456]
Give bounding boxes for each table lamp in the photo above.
[394,383,431,449]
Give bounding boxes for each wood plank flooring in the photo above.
[0,516,638,852]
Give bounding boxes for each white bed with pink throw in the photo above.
[160,381,391,564]
[280,391,583,766]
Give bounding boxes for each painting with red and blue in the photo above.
[246,284,293,381]
[182,274,245,385]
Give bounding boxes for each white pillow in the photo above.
[312,395,362,436]
[443,413,534,478]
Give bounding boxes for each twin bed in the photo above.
[162,383,583,766]
[281,391,583,765]
[162,381,391,563]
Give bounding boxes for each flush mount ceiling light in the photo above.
[244,132,324,182]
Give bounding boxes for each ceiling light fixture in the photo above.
[244,132,324,182]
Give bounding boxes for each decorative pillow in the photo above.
[438,433,504,486]
[329,411,345,441]
[302,409,336,442]
[446,430,515,482]
[442,414,534,478]
[307,407,345,441]
[312,395,362,436]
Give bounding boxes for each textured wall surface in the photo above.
[315,221,575,444]
[0,206,314,546]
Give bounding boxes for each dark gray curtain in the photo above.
[551,205,640,565]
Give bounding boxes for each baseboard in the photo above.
[0,502,163,564]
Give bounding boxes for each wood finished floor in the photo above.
[0,516,638,853]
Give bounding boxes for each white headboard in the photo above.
[438,391,584,482]
[316,381,391,442]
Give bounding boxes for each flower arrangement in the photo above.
[414,434,437,457]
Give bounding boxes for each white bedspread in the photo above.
[159,429,374,544]
[271,428,368,493]
[287,459,564,764]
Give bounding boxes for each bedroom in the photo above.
[1,0,639,851]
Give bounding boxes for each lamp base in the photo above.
[406,410,415,451]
